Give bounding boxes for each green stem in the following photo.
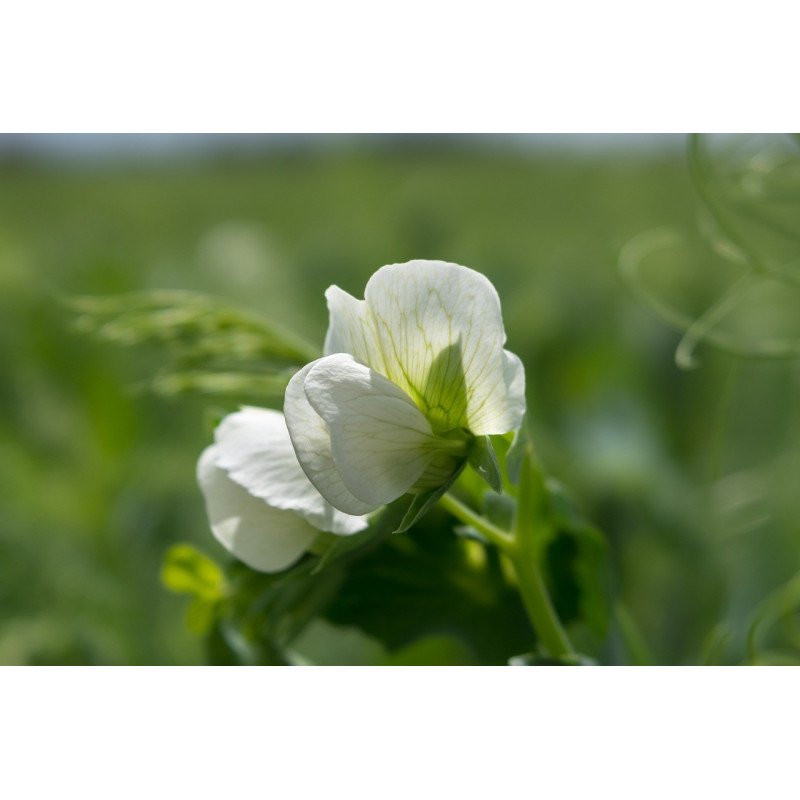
[439,481,574,660]
[508,538,574,660]
[512,450,573,658]
[437,493,513,551]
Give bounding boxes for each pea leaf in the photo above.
[544,515,608,639]
[161,544,226,637]
[323,512,534,664]
[161,544,224,600]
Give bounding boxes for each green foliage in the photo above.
[161,544,226,635]
[323,516,534,664]
[459,424,610,643]
[161,543,225,596]
[620,134,800,367]
[189,507,399,664]
[65,290,319,400]
[746,569,800,665]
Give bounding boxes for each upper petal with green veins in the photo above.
[324,260,525,434]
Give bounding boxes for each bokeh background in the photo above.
[2,133,799,665]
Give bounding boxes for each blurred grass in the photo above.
[1,136,799,664]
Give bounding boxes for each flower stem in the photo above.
[507,537,574,660]
[511,452,575,659]
[437,492,514,550]
[440,480,574,660]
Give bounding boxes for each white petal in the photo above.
[323,260,526,435]
[303,353,443,507]
[213,407,368,536]
[499,349,527,433]
[364,260,525,434]
[284,362,380,516]
[323,285,387,373]
[197,446,317,573]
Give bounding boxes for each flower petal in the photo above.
[197,446,317,573]
[364,260,525,434]
[303,353,443,507]
[213,407,368,536]
[324,261,526,435]
[323,285,387,372]
[500,348,526,433]
[284,361,380,516]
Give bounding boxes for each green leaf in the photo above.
[205,506,403,663]
[220,557,346,661]
[513,474,610,640]
[324,517,534,664]
[161,544,225,600]
[468,435,502,493]
[162,545,227,639]
[544,519,608,638]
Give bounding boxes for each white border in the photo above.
[4,2,797,131]
[2,668,797,798]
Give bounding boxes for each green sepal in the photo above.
[310,520,390,575]
[468,435,502,493]
[395,463,466,533]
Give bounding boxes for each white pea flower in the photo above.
[284,259,526,515]
[197,407,367,573]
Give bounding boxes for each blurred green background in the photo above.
[2,133,799,665]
